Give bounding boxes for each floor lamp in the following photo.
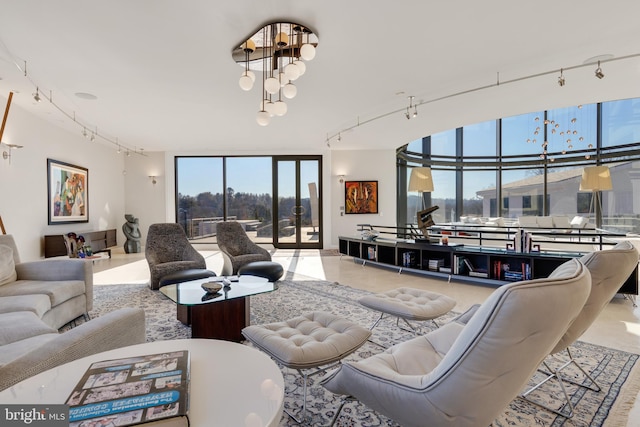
[409,167,436,236]
[579,165,612,228]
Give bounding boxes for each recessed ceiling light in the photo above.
[75,92,98,100]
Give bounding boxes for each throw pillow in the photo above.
[0,244,17,286]
[570,216,587,228]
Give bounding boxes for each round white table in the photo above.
[0,339,284,427]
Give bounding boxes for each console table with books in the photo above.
[0,339,285,427]
[338,235,638,297]
[44,228,117,258]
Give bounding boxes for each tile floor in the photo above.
[92,245,640,421]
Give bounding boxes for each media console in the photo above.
[44,229,117,258]
[338,236,638,297]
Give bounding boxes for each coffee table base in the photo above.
[178,297,250,342]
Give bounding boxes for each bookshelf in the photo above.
[338,236,638,295]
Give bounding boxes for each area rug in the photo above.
[88,280,640,427]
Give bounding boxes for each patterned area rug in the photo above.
[89,280,640,427]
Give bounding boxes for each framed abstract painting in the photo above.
[345,180,378,214]
[47,159,89,224]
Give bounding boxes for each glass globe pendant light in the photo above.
[283,82,297,99]
[238,40,256,91]
[235,22,318,125]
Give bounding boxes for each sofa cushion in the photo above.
[552,215,571,228]
[0,295,52,318]
[518,216,538,228]
[536,216,554,228]
[0,245,17,286]
[0,280,86,307]
[0,311,57,346]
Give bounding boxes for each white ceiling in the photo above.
[1,0,640,154]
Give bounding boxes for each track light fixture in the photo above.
[405,96,418,120]
[594,61,605,79]
[557,68,565,86]
[33,87,41,102]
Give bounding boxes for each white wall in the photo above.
[123,151,166,242]
[0,96,398,256]
[0,98,126,261]
[330,149,397,247]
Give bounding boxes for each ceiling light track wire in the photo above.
[325,52,640,145]
[0,38,144,156]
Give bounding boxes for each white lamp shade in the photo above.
[264,100,276,116]
[408,167,434,192]
[284,63,300,81]
[256,110,270,126]
[282,83,297,99]
[293,60,306,75]
[265,77,280,94]
[580,165,612,191]
[239,73,254,91]
[273,100,287,116]
[300,43,316,61]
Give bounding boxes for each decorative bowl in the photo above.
[201,282,223,294]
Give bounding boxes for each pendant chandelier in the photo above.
[232,22,318,126]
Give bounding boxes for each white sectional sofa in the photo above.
[0,234,147,391]
[517,215,595,230]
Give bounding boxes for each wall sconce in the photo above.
[338,175,345,184]
[149,175,157,185]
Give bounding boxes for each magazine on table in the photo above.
[66,350,190,427]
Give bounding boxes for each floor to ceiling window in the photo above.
[175,155,322,248]
[399,97,640,234]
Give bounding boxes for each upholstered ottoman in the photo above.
[242,311,371,422]
[158,268,217,288]
[358,287,456,333]
[238,261,284,282]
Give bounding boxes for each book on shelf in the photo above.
[367,246,376,260]
[462,258,475,273]
[438,266,452,274]
[469,269,489,278]
[66,350,190,427]
[402,251,417,268]
[428,258,444,271]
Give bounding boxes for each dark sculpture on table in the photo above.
[417,205,439,237]
[123,214,142,253]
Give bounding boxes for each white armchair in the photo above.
[322,259,591,427]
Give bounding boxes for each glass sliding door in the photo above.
[225,157,273,243]
[273,156,322,248]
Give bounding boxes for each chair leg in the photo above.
[328,396,356,427]
[368,312,385,331]
[520,347,602,418]
[519,362,575,418]
[283,362,341,424]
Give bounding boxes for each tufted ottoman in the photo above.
[238,260,284,282]
[242,311,371,422]
[358,287,456,334]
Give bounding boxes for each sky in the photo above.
[177,156,318,198]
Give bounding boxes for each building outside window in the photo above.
[398,97,640,234]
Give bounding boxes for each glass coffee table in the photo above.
[160,276,277,342]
